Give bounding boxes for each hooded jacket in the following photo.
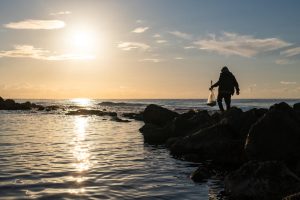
[212,70,239,95]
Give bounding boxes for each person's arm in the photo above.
[210,74,221,90]
[232,75,240,95]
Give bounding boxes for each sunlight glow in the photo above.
[71,98,92,107]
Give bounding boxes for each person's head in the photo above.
[221,66,229,72]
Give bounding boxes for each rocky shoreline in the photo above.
[139,103,300,200]
[1,96,300,199]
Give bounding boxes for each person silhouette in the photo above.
[210,66,240,111]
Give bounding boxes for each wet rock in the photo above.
[111,116,131,123]
[170,124,245,165]
[139,123,172,144]
[121,112,143,121]
[190,165,212,182]
[283,192,300,200]
[225,160,300,200]
[0,96,3,102]
[143,104,178,126]
[66,109,117,117]
[45,105,60,111]
[245,102,300,162]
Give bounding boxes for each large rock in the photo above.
[143,104,178,126]
[225,161,300,200]
[139,123,172,144]
[245,102,300,162]
[293,102,300,112]
[171,110,213,137]
[169,124,245,165]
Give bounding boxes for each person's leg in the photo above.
[224,93,231,110]
[217,93,224,112]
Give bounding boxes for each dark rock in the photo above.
[171,110,213,137]
[225,160,300,200]
[139,123,172,144]
[45,105,60,111]
[283,192,300,200]
[66,109,117,117]
[170,124,245,165]
[0,96,3,102]
[245,103,300,162]
[122,112,143,121]
[294,102,300,112]
[111,116,131,123]
[190,165,212,182]
[143,104,178,126]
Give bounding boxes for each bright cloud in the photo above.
[280,81,297,85]
[50,11,71,16]
[118,42,150,51]
[132,27,149,33]
[280,47,300,57]
[169,31,192,40]
[156,40,167,44]
[140,58,163,63]
[0,45,94,60]
[275,59,293,65]
[174,57,184,60]
[4,19,65,30]
[153,34,161,38]
[194,32,291,57]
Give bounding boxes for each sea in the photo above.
[0,99,299,200]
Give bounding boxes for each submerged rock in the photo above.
[225,160,300,200]
[190,165,212,182]
[111,116,131,123]
[143,104,178,126]
[245,102,300,162]
[121,112,143,121]
[66,109,117,117]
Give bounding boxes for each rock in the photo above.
[45,105,60,111]
[171,110,213,137]
[66,109,117,117]
[283,192,300,200]
[143,104,178,126]
[0,96,3,102]
[190,165,212,182]
[245,102,300,162]
[111,116,131,123]
[121,112,143,121]
[170,124,245,165]
[225,160,300,200]
[294,102,300,112]
[139,123,172,144]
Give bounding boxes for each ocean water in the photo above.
[0,99,299,200]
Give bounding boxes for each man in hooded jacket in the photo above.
[210,66,240,111]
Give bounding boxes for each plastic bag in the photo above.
[207,89,216,107]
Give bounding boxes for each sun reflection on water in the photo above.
[70,116,92,194]
[70,98,92,107]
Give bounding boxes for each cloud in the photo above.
[280,81,297,85]
[169,31,192,40]
[184,46,196,49]
[118,42,150,51]
[280,47,300,57]
[4,19,65,30]
[194,32,291,57]
[50,11,71,16]
[174,57,184,60]
[140,58,163,63]
[153,34,161,38]
[275,59,293,65]
[0,45,94,60]
[132,27,149,33]
[156,40,167,44]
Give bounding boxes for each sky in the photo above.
[0,0,300,99]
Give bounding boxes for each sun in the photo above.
[70,30,95,51]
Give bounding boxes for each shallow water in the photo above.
[0,112,222,200]
[1,98,299,199]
